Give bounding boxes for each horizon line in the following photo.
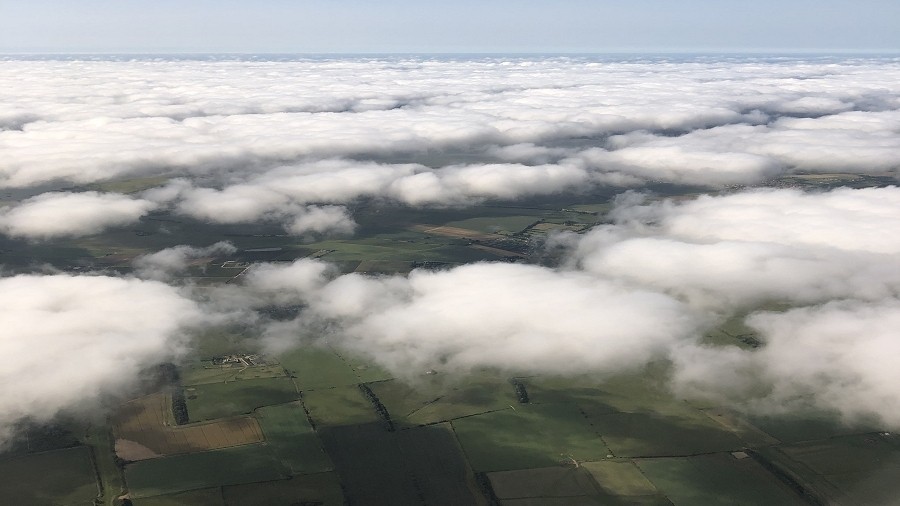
[2,49,899,57]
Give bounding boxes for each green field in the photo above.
[635,453,806,506]
[776,433,900,504]
[131,474,346,506]
[133,488,223,506]
[302,386,381,427]
[586,410,745,458]
[301,233,492,264]
[397,424,483,505]
[317,424,422,505]
[370,373,520,427]
[0,446,98,506]
[488,466,602,499]
[453,403,611,472]
[255,402,333,474]
[444,215,540,234]
[125,444,288,498]
[222,473,345,506]
[747,412,880,444]
[181,362,285,386]
[581,460,663,499]
[278,347,365,391]
[184,377,299,422]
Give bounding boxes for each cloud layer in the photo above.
[2,56,899,192]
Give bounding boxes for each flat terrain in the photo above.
[184,377,299,422]
[125,444,288,498]
[254,402,333,474]
[113,393,264,460]
[0,446,98,506]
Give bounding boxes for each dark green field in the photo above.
[222,473,345,506]
[302,385,382,427]
[184,377,299,422]
[255,402,333,474]
[0,446,98,506]
[133,488,224,506]
[453,403,611,472]
[635,453,807,506]
[278,347,367,390]
[125,444,288,498]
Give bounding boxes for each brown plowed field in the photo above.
[113,393,263,460]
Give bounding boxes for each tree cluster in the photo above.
[171,388,189,425]
[510,378,530,404]
[358,384,394,431]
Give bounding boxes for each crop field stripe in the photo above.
[114,393,265,459]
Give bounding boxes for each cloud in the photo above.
[285,205,356,236]
[635,186,900,254]
[0,191,156,240]
[242,259,700,377]
[133,241,237,280]
[573,145,783,186]
[671,298,900,427]
[570,186,900,310]
[0,274,203,443]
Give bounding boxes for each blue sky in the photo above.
[1,0,899,53]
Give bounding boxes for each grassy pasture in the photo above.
[302,386,380,427]
[391,374,520,426]
[279,346,359,391]
[125,444,288,498]
[180,361,285,386]
[487,466,601,499]
[635,453,806,506]
[0,446,98,506]
[255,402,332,474]
[585,410,745,458]
[367,379,446,429]
[444,215,540,235]
[222,473,344,506]
[184,377,299,423]
[86,175,171,194]
[747,412,880,444]
[133,488,223,506]
[524,366,686,415]
[452,403,611,472]
[369,372,530,428]
[776,433,900,503]
[581,460,661,498]
[300,235,444,262]
[525,372,748,458]
[354,259,413,274]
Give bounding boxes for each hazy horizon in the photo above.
[2,0,899,54]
